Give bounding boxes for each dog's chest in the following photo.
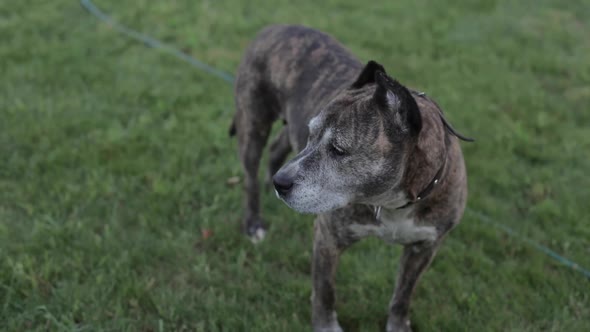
[348,208,437,245]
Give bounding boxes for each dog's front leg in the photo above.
[311,217,350,332]
[386,240,442,332]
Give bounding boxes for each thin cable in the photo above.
[80,0,590,280]
[80,0,234,84]
[466,208,590,279]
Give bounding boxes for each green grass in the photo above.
[1,0,589,331]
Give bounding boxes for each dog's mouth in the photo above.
[274,188,285,200]
[274,182,352,215]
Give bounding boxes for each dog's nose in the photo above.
[273,173,294,195]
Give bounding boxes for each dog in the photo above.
[231,24,472,332]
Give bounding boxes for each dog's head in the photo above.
[273,61,423,213]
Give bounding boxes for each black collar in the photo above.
[411,89,475,142]
[372,148,447,219]
[396,154,447,210]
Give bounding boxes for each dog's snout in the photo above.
[273,172,294,195]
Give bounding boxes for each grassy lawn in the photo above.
[1,0,589,331]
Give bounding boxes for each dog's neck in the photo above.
[373,127,450,220]
[396,153,447,209]
[372,90,468,221]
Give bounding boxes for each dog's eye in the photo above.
[329,143,347,156]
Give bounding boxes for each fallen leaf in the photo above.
[202,229,213,240]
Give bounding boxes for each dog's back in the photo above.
[234,25,363,150]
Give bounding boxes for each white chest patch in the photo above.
[349,209,437,245]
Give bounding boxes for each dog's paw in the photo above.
[244,219,267,244]
[249,226,266,244]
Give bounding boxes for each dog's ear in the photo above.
[373,71,422,135]
[350,60,386,88]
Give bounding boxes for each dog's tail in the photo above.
[229,116,237,137]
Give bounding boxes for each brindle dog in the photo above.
[231,24,472,332]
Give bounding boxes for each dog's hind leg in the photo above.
[265,127,292,189]
[235,110,272,242]
[234,79,278,243]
